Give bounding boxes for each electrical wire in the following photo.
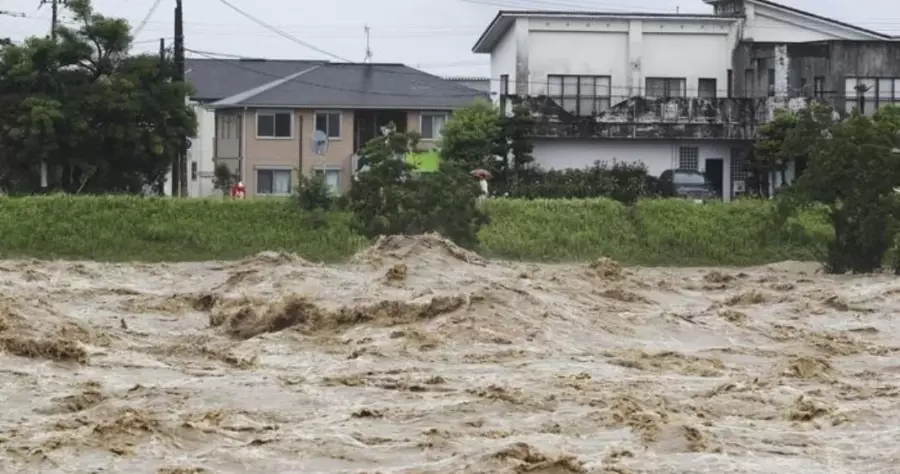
[188,47,885,97]
[186,48,491,98]
[132,0,164,37]
[215,0,351,62]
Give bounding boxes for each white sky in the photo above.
[2,0,899,77]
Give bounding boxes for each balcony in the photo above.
[516,96,808,140]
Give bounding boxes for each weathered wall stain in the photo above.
[514,95,803,140]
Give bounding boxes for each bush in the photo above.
[512,161,659,204]
[348,126,488,248]
[295,173,332,212]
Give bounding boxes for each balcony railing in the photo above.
[513,95,810,140]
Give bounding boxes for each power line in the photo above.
[186,49,863,97]
[186,48,490,98]
[215,0,350,61]
[133,0,164,37]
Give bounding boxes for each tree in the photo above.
[438,99,502,170]
[438,101,535,197]
[0,0,196,194]
[777,103,900,273]
[212,163,238,196]
[348,124,488,248]
[750,110,797,196]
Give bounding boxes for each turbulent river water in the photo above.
[1,234,899,473]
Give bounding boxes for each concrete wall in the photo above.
[733,41,900,113]
[740,0,884,43]
[163,101,217,197]
[531,139,743,200]
[490,26,517,105]
[516,15,736,102]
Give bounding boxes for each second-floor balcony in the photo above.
[515,95,809,140]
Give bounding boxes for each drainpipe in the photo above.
[241,106,248,183]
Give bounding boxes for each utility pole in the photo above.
[38,0,66,40]
[173,0,186,197]
[38,0,67,189]
[363,25,372,63]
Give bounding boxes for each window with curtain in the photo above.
[314,169,341,195]
[546,74,611,116]
[257,169,292,195]
[645,77,687,98]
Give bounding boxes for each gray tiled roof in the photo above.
[185,58,323,101]
[187,58,488,109]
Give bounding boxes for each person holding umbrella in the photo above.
[471,168,491,202]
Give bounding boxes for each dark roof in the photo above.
[748,0,890,40]
[185,58,323,101]
[443,76,491,93]
[209,63,488,110]
[472,11,732,53]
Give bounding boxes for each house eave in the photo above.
[749,0,890,40]
[208,104,477,110]
[472,10,738,53]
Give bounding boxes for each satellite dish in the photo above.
[310,130,329,156]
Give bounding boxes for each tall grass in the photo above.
[0,195,829,265]
[479,198,830,265]
[0,195,367,262]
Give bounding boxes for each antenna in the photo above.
[363,25,372,63]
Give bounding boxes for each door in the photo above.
[705,158,724,199]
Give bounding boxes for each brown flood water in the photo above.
[1,234,899,473]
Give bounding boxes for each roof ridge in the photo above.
[210,65,322,107]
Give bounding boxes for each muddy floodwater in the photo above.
[1,235,899,473]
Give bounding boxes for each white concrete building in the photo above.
[472,0,897,200]
[161,101,217,197]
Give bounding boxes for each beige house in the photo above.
[194,60,486,196]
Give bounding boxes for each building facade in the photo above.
[473,0,899,200]
[166,58,485,197]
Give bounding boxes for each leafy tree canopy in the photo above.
[0,0,196,194]
[777,102,900,273]
[349,124,488,248]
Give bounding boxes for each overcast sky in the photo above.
[2,0,899,77]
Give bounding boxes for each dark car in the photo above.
[658,169,718,201]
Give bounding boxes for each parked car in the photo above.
[658,169,718,202]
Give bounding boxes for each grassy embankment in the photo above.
[0,195,831,265]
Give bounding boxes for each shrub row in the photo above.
[0,195,831,265]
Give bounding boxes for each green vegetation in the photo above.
[0,195,365,262]
[0,195,832,265]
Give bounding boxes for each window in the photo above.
[257,111,292,138]
[256,169,292,195]
[421,112,449,140]
[727,69,733,98]
[744,69,754,97]
[698,78,717,99]
[547,74,611,116]
[314,169,340,195]
[679,146,699,170]
[845,77,898,114]
[645,78,686,98]
[814,77,825,98]
[767,68,775,96]
[191,161,198,181]
[217,114,235,139]
[500,74,509,95]
[315,112,341,139]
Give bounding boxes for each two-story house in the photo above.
[473,0,900,200]
[172,58,486,197]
